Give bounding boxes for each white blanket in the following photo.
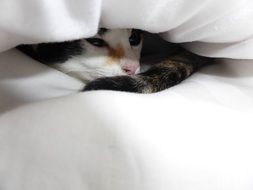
[1,0,253,58]
[1,1,253,190]
[1,50,253,190]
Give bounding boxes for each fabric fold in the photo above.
[0,0,253,58]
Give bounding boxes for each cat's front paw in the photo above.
[83,76,141,93]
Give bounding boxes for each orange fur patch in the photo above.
[107,44,125,64]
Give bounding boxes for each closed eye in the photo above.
[86,38,107,47]
[129,29,142,46]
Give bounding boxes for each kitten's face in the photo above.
[57,29,142,82]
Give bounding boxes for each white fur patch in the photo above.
[53,29,142,82]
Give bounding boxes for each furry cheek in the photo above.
[106,44,125,65]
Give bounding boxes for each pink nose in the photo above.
[122,64,139,75]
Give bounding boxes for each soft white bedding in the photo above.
[1,0,253,58]
[1,49,253,190]
[1,0,253,190]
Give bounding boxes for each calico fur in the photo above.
[17,29,213,93]
[17,29,142,82]
[84,47,213,93]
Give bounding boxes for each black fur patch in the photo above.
[84,76,141,92]
[98,28,109,36]
[17,40,83,64]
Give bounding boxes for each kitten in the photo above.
[17,28,212,93]
[17,28,143,82]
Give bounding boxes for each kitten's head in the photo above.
[63,29,143,81]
